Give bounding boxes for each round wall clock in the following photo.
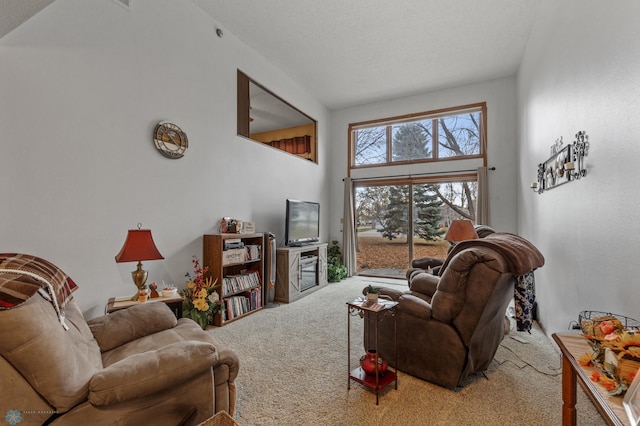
[153,121,188,159]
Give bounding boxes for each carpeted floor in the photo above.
[209,276,606,425]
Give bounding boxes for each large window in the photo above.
[350,103,485,167]
[348,102,488,279]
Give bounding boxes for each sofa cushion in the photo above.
[89,341,217,406]
[101,318,224,367]
[0,295,102,412]
[88,302,178,352]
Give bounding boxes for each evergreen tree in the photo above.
[376,122,444,241]
[378,185,407,240]
[392,122,431,161]
[378,184,444,241]
[413,184,445,241]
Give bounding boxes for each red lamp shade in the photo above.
[444,220,478,242]
[115,229,164,263]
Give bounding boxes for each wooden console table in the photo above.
[552,332,629,425]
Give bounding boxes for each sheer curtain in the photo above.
[342,177,357,276]
[476,166,490,226]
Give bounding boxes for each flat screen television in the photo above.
[285,199,320,247]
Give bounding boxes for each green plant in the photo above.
[328,263,347,282]
[327,240,348,282]
[365,284,379,295]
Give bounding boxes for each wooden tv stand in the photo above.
[275,243,327,303]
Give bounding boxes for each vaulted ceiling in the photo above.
[2,0,538,110]
[194,0,538,109]
[0,0,55,41]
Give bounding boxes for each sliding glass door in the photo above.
[354,176,478,278]
[355,184,410,278]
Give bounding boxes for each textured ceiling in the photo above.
[194,0,539,109]
[2,0,539,111]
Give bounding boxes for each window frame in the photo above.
[348,102,487,170]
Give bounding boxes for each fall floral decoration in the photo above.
[182,256,221,329]
[579,313,640,396]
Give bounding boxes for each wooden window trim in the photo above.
[348,102,487,172]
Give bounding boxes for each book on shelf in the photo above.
[245,245,261,261]
[223,288,262,321]
[221,270,261,295]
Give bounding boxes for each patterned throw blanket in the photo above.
[0,253,78,329]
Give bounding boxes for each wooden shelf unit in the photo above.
[203,233,264,326]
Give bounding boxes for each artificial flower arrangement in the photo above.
[181,256,221,329]
[578,313,640,395]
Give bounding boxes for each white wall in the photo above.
[328,77,520,243]
[0,0,330,318]
[517,1,640,334]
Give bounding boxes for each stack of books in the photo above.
[223,238,245,250]
[222,270,261,296]
[223,287,262,321]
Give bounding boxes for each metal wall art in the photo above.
[531,131,589,194]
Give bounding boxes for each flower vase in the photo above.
[138,289,149,303]
[360,349,388,376]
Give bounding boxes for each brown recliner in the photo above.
[364,233,544,388]
[406,224,497,282]
[0,254,239,425]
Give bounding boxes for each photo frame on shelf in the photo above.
[623,371,640,425]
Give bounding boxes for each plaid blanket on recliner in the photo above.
[0,253,78,328]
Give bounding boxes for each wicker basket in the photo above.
[578,311,640,394]
[579,311,640,337]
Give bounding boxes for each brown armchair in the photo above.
[406,224,497,282]
[0,254,239,425]
[364,233,544,388]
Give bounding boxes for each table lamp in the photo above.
[115,224,164,300]
[444,219,478,242]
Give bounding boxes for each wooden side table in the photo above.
[552,332,629,425]
[347,297,398,404]
[106,295,183,319]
